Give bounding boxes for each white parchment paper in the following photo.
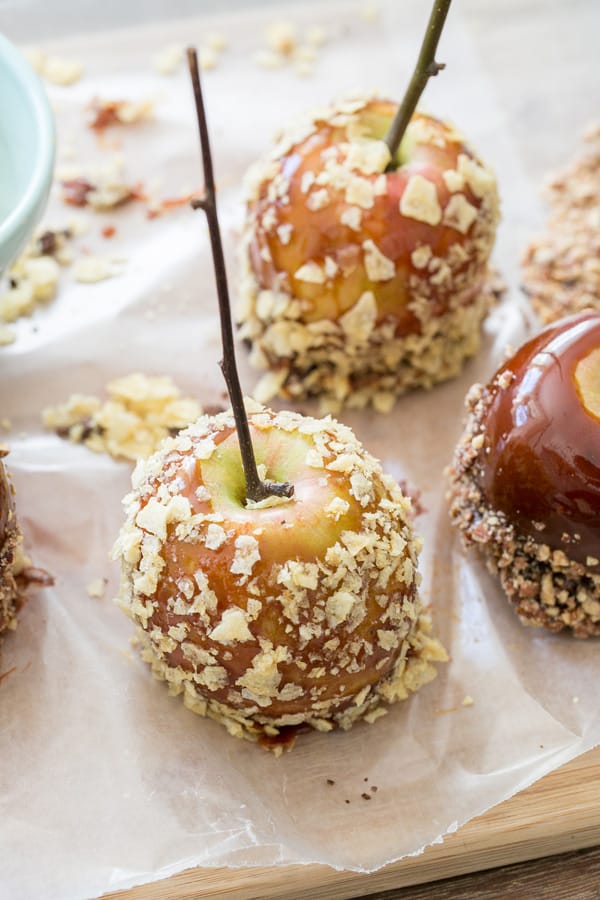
[0,3,599,899]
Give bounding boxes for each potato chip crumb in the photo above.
[207,32,228,52]
[0,230,72,325]
[253,49,285,70]
[199,47,218,71]
[23,47,46,74]
[294,62,314,79]
[32,52,83,86]
[266,22,297,56]
[73,256,116,284]
[88,98,154,131]
[461,695,474,707]
[306,26,328,47]
[400,175,442,225]
[153,44,183,75]
[0,326,16,346]
[42,373,203,461]
[87,578,107,599]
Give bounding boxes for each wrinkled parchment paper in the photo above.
[1,3,599,899]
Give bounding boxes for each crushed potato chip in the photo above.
[43,373,203,461]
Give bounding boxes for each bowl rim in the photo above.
[0,33,55,250]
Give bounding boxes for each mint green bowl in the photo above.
[0,34,55,271]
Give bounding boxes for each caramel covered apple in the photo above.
[0,453,25,636]
[449,311,600,637]
[114,403,445,747]
[114,49,445,751]
[522,124,600,324]
[238,1,500,411]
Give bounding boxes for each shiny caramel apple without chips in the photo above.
[477,311,600,570]
[449,311,600,636]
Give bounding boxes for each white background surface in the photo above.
[0,2,599,900]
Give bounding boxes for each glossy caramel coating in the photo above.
[150,426,401,720]
[115,406,445,745]
[0,457,22,636]
[477,311,600,567]
[0,459,13,544]
[238,97,500,409]
[246,100,498,336]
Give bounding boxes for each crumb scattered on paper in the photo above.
[152,44,184,75]
[26,48,83,85]
[253,19,334,77]
[266,22,298,56]
[306,26,329,47]
[198,47,218,71]
[87,98,155,132]
[206,32,228,52]
[153,35,227,76]
[0,228,73,324]
[0,326,16,346]
[42,373,203,461]
[87,578,107,599]
[72,256,117,283]
[60,158,145,211]
[253,50,285,70]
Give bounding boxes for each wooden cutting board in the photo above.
[105,746,600,899]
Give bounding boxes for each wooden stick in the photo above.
[187,48,293,503]
[384,0,452,163]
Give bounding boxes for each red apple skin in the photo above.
[473,311,600,569]
[115,406,438,738]
[243,99,499,336]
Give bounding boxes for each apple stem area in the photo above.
[384,0,452,167]
[186,48,294,505]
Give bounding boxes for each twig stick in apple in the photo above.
[187,47,293,504]
[384,0,452,165]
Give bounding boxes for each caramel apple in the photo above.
[521,125,600,325]
[114,49,446,751]
[449,311,600,637]
[239,99,500,412]
[114,403,445,747]
[0,453,25,636]
[238,0,500,414]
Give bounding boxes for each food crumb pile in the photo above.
[522,123,600,323]
[42,373,202,461]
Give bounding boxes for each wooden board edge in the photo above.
[103,746,600,900]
